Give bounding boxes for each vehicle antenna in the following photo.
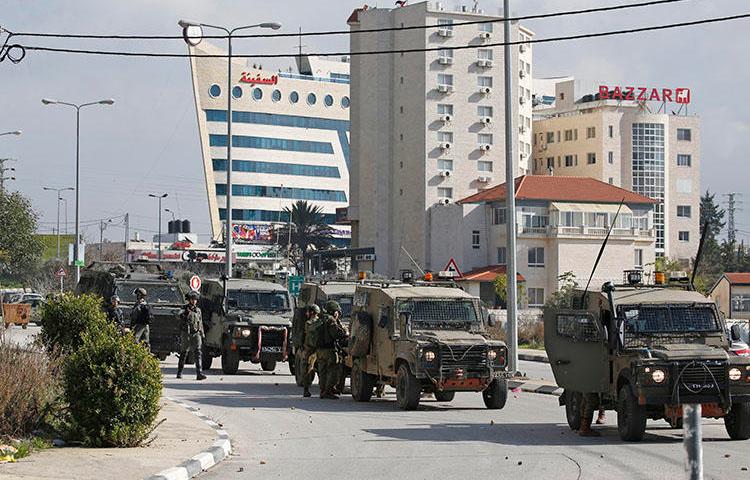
[689,221,710,291]
[579,198,625,308]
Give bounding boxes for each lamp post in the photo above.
[149,193,168,264]
[165,208,176,222]
[42,186,74,258]
[178,19,281,281]
[0,130,22,137]
[42,98,114,284]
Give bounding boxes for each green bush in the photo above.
[40,293,108,354]
[63,325,162,447]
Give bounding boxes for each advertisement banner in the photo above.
[232,224,274,243]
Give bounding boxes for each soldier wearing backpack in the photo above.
[317,301,349,400]
[301,304,322,398]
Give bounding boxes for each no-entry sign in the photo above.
[189,275,201,291]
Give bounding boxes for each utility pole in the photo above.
[149,194,168,264]
[99,218,112,261]
[503,0,519,375]
[724,193,742,244]
[42,186,74,259]
[0,158,17,193]
[124,213,129,263]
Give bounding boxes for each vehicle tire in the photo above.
[565,390,583,431]
[483,378,508,410]
[261,359,277,372]
[221,347,240,375]
[434,391,456,402]
[396,364,421,410]
[351,360,374,402]
[22,324,27,330]
[201,346,213,370]
[724,403,750,440]
[617,385,647,441]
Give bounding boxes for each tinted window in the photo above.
[227,290,289,311]
[116,282,183,305]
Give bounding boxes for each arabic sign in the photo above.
[598,85,691,104]
[233,224,274,243]
[239,72,279,86]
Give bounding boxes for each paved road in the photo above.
[1,323,40,348]
[161,358,750,480]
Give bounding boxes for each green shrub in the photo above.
[40,293,108,354]
[63,326,162,447]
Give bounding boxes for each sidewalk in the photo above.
[1,399,219,480]
[518,347,548,363]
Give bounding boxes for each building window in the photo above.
[438,159,453,171]
[472,230,481,249]
[478,105,493,117]
[546,157,554,169]
[438,131,453,142]
[438,73,454,86]
[608,177,614,184]
[677,205,692,218]
[400,106,404,114]
[232,86,243,99]
[587,153,596,164]
[478,133,493,145]
[586,127,596,139]
[479,22,493,33]
[216,184,347,202]
[677,128,692,141]
[546,132,554,144]
[478,161,493,172]
[438,48,454,60]
[209,134,334,154]
[634,249,643,268]
[677,179,692,194]
[679,231,690,242]
[528,247,545,267]
[493,207,506,225]
[437,18,453,31]
[564,155,574,167]
[438,104,454,115]
[677,154,692,166]
[307,93,317,105]
[252,88,263,101]
[608,151,614,164]
[528,288,545,307]
[564,129,573,141]
[324,94,334,107]
[478,49,493,60]
[478,76,493,87]
[608,125,614,138]
[272,89,282,102]
[438,187,453,199]
[341,96,350,108]
[209,84,221,98]
[290,91,299,103]
[213,159,341,178]
[497,247,507,265]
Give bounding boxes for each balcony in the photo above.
[494,224,655,239]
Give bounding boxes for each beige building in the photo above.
[710,273,750,320]
[347,1,531,276]
[530,79,700,262]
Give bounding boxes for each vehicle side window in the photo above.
[557,313,600,342]
[378,305,390,328]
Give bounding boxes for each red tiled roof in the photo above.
[459,265,526,283]
[459,175,657,205]
[724,273,750,285]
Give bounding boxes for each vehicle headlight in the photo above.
[423,350,436,362]
[487,349,497,361]
[651,369,666,383]
[241,328,252,338]
[729,367,742,381]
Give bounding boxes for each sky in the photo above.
[1,0,749,244]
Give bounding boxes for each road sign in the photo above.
[288,275,304,296]
[55,267,66,277]
[189,275,201,291]
[444,258,463,279]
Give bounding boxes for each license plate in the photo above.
[261,346,282,353]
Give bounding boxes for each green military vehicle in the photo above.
[77,262,189,359]
[347,282,509,410]
[545,276,750,441]
[200,278,293,374]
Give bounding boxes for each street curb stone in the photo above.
[509,379,563,397]
[144,398,232,480]
[518,352,549,363]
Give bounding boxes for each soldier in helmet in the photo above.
[177,290,207,380]
[104,295,124,331]
[317,300,349,399]
[301,304,321,398]
[130,287,153,348]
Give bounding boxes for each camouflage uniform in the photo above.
[130,288,153,348]
[317,301,348,399]
[104,295,124,330]
[177,291,206,380]
[301,305,321,398]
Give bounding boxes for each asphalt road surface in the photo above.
[1,323,40,348]
[161,357,750,480]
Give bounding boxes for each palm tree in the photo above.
[276,201,333,272]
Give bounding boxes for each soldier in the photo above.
[177,290,207,380]
[579,393,601,437]
[301,304,321,398]
[317,300,348,400]
[130,288,153,348]
[104,295,124,330]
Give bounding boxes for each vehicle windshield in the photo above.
[117,282,184,305]
[227,290,290,311]
[331,295,354,319]
[397,298,479,330]
[620,304,721,334]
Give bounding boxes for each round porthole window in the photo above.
[272,89,282,102]
[252,88,263,101]
[290,91,299,103]
[307,93,317,105]
[209,84,221,98]
[324,94,334,107]
[341,96,351,108]
[232,86,243,99]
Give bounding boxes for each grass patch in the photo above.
[0,436,51,462]
[519,342,545,350]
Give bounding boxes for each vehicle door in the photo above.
[373,299,397,377]
[544,308,608,392]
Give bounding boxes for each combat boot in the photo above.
[303,387,311,398]
[195,350,206,380]
[579,412,601,437]
[177,354,185,379]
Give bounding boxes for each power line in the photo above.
[5,0,692,41]
[14,13,750,59]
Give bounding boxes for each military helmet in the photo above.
[307,304,321,315]
[134,287,147,297]
[186,290,200,300]
[324,300,342,314]
[110,295,120,303]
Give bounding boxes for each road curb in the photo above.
[145,397,232,480]
[518,352,549,363]
[509,379,563,397]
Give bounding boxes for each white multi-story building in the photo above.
[347,1,532,276]
[189,42,351,247]
[530,78,700,261]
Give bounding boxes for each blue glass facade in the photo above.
[220,208,337,225]
[216,184,347,202]
[212,159,340,178]
[209,134,333,154]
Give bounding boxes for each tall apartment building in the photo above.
[348,1,531,276]
[531,79,700,261]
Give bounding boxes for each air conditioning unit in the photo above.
[437,84,454,93]
[477,176,491,183]
[519,44,527,53]
[479,32,492,39]
[479,144,492,152]
[481,116,492,124]
[476,59,493,68]
[439,142,453,150]
[440,114,452,123]
[519,97,526,104]
[519,70,526,78]
[438,56,454,65]
[437,29,454,37]
[439,170,452,178]
[480,86,492,95]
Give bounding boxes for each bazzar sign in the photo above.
[599,85,691,104]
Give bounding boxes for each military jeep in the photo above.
[545,283,750,441]
[347,282,509,410]
[200,278,293,374]
[77,262,189,359]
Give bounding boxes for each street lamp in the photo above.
[149,193,168,264]
[164,208,176,222]
[178,19,281,281]
[42,97,114,284]
[42,186,74,258]
[0,130,21,137]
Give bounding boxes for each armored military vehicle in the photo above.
[200,278,293,374]
[545,275,750,441]
[346,282,508,410]
[77,262,188,359]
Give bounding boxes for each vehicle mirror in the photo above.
[487,313,497,327]
[730,324,742,341]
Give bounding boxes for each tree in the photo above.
[493,273,527,308]
[275,201,333,272]
[700,190,725,242]
[0,190,44,283]
[694,190,726,288]
[543,271,580,312]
